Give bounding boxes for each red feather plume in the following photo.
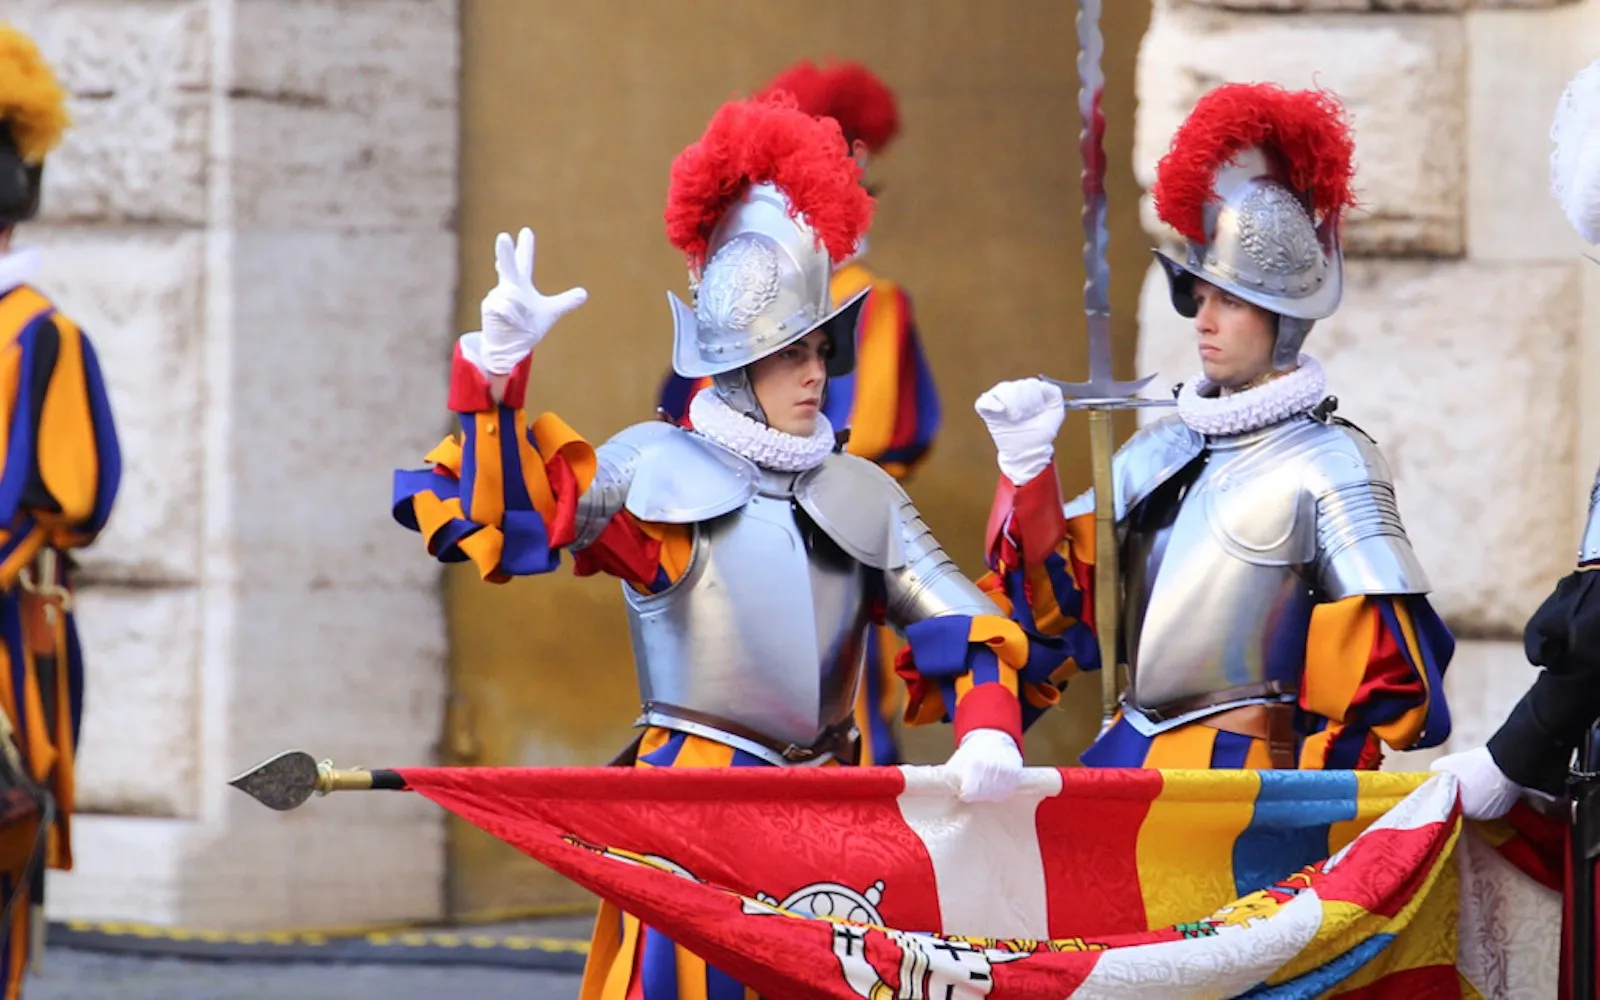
[759,59,901,155]
[1152,83,1358,245]
[665,94,874,269]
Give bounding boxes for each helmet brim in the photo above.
[670,284,867,379]
[1152,242,1342,323]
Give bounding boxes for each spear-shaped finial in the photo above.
[227,750,406,811]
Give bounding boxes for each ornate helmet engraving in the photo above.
[663,98,873,380]
[1151,85,1358,370]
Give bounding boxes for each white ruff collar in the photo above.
[1176,355,1328,437]
[689,389,836,472]
[0,247,41,297]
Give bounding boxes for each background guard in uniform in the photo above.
[0,24,122,1000]
[971,83,1454,770]
[392,95,1057,1000]
[657,59,940,767]
[1432,59,1600,820]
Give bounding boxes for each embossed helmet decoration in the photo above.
[0,24,69,225]
[1151,84,1358,371]
[1551,59,1600,247]
[663,95,873,382]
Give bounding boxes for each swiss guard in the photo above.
[391,94,1060,999]
[0,23,122,1000]
[655,58,941,767]
[1432,59,1600,819]
[973,83,1453,771]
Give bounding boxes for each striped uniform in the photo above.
[0,283,120,1000]
[394,346,1038,1000]
[656,261,941,766]
[981,463,1452,771]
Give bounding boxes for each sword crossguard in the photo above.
[1039,375,1176,412]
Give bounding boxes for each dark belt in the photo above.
[633,701,860,766]
[1136,681,1300,770]
[1134,680,1298,724]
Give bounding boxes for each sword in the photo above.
[1041,0,1175,734]
[228,751,406,811]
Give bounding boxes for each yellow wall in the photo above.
[446,0,1152,913]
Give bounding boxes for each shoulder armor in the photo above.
[1060,415,1204,522]
[795,452,908,570]
[1114,415,1206,521]
[619,425,759,524]
[1195,418,1429,595]
[1299,421,1430,598]
[1062,414,1205,521]
[1203,419,1330,569]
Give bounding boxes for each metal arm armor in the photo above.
[1309,423,1430,600]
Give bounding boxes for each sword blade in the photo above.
[1079,0,1117,395]
[1079,0,1111,366]
[1055,0,1164,403]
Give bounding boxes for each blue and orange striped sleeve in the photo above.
[0,290,121,584]
[826,269,941,481]
[976,464,1102,709]
[393,344,688,593]
[0,291,122,876]
[894,610,1077,747]
[655,371,709,426]
[1298,594,1454,768]
[886,467,1088,745]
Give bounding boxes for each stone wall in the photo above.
[8,0,459,928]
[1133,0,1600,768]
[9,0,1591,932]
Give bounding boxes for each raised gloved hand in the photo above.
[974,378,1066,486]
[478,227,589,375]
[944,728,1024,803]
[1430,745,1523,821]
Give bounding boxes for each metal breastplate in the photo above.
[1123,422,1321,727]
[624,467,872,753]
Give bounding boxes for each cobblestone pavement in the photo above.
[28,952,582,1000]
[27,915,596,1000]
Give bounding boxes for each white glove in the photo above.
[478,227,589,375]
[974,378,1066,486]
[944,728,1024,803]
[1430,746,1523,821]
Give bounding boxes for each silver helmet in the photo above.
[668,182,868,381]
[1151,84,1356,371]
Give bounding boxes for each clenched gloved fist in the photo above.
[974,378,1066,486]
[944,728,1024,804]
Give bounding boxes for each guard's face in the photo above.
[750,330,829,436]
[1192,280,1277,390]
